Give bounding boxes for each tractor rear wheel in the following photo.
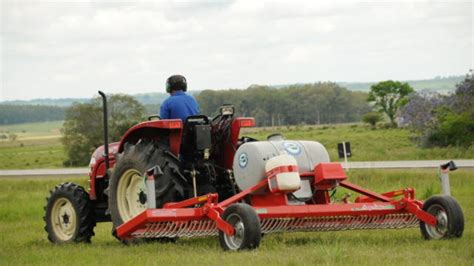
[44,182,96,243]
[219,203,261,251]
[420,195,464,240]
[108,140,186,238]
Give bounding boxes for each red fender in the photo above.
[117,119,183,155]
[88,119,183,200]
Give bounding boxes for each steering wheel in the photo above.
[147,115,161,121]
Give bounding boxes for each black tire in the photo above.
[420,195,464,240]
[218,203,261,251]
[108,140,186,238]
[44,182,95,243]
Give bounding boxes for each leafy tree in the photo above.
[368,80,414,127]
[450,71,474,115]
[399,71,474,147]
[61,94,145,166]
[399,90,445,132]
[428,110,474,147]
[362,112,382,129]
[431,71,474,147]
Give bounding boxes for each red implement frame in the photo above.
[116,163,437,240]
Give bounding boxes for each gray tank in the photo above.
[232,139,330,192]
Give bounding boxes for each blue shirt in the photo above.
[160,91,200,121]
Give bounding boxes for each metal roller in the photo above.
[129,214,419,239]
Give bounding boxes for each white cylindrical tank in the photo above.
[233,140,330,192]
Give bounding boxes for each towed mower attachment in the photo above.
[114,162,462,251]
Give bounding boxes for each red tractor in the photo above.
[44,91,464,250]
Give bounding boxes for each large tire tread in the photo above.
[108,140,186,240]
[44,182,96,243]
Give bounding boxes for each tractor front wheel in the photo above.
[420,195,464,240]
[44,182,96,243]
[219,203,261,251]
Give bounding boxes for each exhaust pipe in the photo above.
[98,91,110,171]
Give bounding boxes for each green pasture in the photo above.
[0,121,63,138]
[0,169,472,265]
[244,124,474,161]
[0,137,66,169]
[0,121,66,169]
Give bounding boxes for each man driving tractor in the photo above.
[160,74,200,121]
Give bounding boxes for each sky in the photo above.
[1,0,472,101]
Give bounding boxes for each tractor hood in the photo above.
[89,142,120,168]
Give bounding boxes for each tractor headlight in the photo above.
[89,157,96,167]
[220,105,234,116]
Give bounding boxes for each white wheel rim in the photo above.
[51,198,76,241]
[425,203,448,239]
[224,213,245,250]
[117,169,147,222]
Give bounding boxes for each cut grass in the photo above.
[0,169,472,265]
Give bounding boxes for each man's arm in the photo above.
[192,96,200,114]
[160,100,170,119]
[194,99,200,114]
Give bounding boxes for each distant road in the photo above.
[342,159,474,169]
[0,168,89,177]
[0,160,472,178]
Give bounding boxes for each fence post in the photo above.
[439,161,457,196]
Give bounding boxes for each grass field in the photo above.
[244,124,474,161]
[0,122,472,170]
[0,121,66,169]
[0,169,472,265]
[0,137,66,169]
[0,121,63,138]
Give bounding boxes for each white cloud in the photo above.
[0,0,472,100]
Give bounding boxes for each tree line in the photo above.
[197,83,371,126]
[60,84,370,165]
[1,83,371,126]
[0,103,162,125]
[0,104,65,125]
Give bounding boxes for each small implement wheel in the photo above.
[219,203,261,251]
[420,195,464,240]
[44,182,95,243]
